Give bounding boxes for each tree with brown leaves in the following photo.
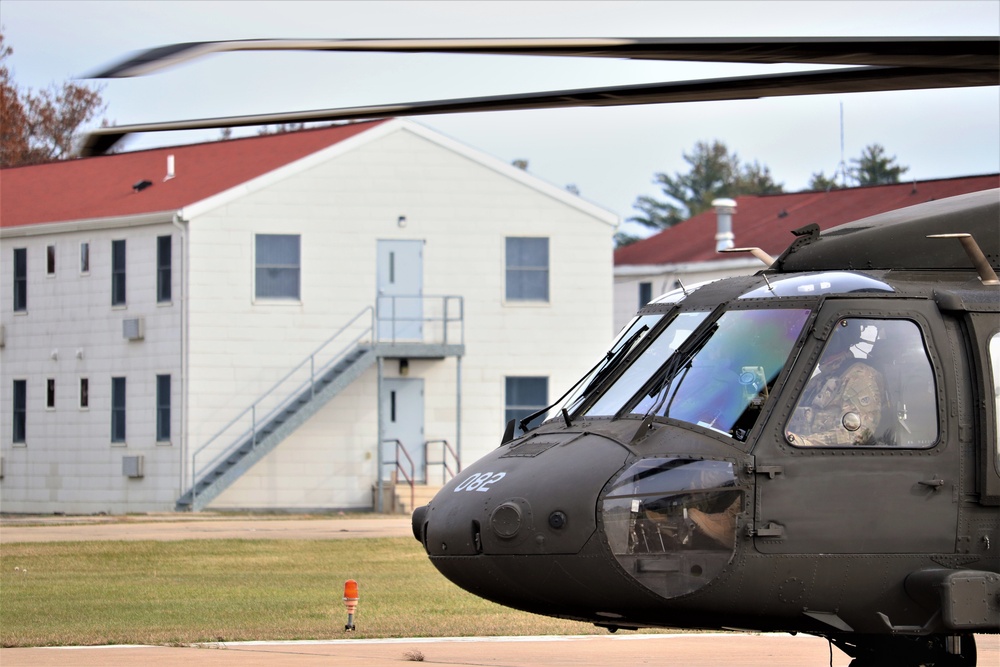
[0,32,108,167]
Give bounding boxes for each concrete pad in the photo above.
[0,517,413,543]
[3,633,997,667]
[0,633,847,666]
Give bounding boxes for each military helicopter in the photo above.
[85,36,999,666]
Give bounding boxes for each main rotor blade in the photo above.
[89,36,999,78]
[80,64,998,157]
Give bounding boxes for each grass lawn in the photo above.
[1,537,606,647]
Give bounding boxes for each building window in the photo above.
[505,376,548,435]
[13,380,26,443]
[80,378,89,409]
[111,376,126,443]
[46,378,55,409]
[156,374,171,441]
[157,235,172,303]
[80,242,90,274]
[505,237,549,302]
[255,234,301,300]
[639,282,653,308]
[46,245,56,276]
[112,239,126,306]
[13,247,27,312]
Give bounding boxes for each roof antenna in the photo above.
[762,272,775,293]
[838,101,847,188]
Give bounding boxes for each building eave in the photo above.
[615,256,763,277]
[0,210,177,238]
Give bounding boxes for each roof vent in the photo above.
[712,198,737,252]
[133,179,153,193]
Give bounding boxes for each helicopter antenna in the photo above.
[676,278,689,296]
[762,272,775,293]
[838,101,847,188]
[719,247,776,267]
[927,233,1000,285]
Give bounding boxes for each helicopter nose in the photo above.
[411,504,428,542]
[418,431,630,558]
[414,431,631,615]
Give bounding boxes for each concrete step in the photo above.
[393,484,443,514]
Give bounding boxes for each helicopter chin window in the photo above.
[602,458,741,599]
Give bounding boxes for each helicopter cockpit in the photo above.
[533,271,945,603]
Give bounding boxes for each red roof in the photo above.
[0,121,388,228]
[615,175,1000,266]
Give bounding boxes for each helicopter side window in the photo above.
[990,335,1000,473]
[786,318,938,448]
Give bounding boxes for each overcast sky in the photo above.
[2,1,998,235]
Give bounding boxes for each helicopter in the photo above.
[83,36,999,666]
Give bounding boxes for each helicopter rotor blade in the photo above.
[87,36,1000,78]
[79,64,998,157]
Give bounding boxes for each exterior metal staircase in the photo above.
[176,343,376,510]
[177,298,464,512]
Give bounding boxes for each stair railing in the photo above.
[376,295,464,345]
[424,439,460,485]
[188,306,375,508]
[383,439,415,514]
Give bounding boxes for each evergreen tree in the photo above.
[629,140,783,232]
[850,143,909,185]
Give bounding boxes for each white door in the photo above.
[377,240,423,341]
[381,378,425,483]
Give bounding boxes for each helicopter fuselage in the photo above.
[413,191,1000,663]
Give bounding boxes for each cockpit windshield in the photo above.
[553,314,663,420]
[587,308,811,441]
[585,312,709,417]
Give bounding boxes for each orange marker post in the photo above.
[343,579,359,631]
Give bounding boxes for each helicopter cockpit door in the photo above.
[753,301,960,555]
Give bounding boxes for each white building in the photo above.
[1,119,618,514]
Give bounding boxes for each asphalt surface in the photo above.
[2,514,997,666]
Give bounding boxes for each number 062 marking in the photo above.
[454,471,506,493]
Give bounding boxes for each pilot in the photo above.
[786,321,884,447]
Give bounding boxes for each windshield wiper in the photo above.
[630,322,718,444]
[518,324,650,434]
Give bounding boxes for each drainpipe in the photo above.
[171,212,188,500]
[712,198,737,252]
[376,357,384,513]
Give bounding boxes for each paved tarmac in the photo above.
[0,514,413,543]
[2,633,860,666]
[2,514,997,666]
